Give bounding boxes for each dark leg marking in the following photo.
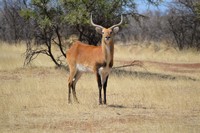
[68,82,72,103]
[96,73,102,104]
[103,75,109,104]
[72,83,79,103]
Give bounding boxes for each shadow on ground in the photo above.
[111,69,198,81]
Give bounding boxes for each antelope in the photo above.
[66,15,123,104]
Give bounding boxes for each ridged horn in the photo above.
[90,14,104,29]
[109,15,123,29]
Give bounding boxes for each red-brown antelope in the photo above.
[66,15,123,104]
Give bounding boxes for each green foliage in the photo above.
[19,9,35,20]
[61,0,163,27]
[21,0,64,29]
[38,16,52,28]
[62,0,136,27]
[195,2,200,19]
[20,0,163,33]
[63,4,89,25]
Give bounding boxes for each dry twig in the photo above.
[113,60,148,72]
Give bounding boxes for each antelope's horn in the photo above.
[90,14,104,29]
[110,15,123,29]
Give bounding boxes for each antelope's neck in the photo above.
[101,40,114,68]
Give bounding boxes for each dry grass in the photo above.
[0,42,200,133]
[115,41,200,63]
[0,42,55,70]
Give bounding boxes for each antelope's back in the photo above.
[66,41,103,67]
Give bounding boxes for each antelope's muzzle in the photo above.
[105,36,110,41]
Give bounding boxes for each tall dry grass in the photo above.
[0,42,200,132]
[0,42,55,70]
[115,41,200,63]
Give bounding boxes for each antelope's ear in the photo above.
[112,27,119,33]
[95,27,103,34]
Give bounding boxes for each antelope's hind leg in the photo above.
[68,68,77,104]
[96,73,102,104]
[71,72,82,103]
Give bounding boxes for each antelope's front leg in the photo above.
[99,70,110,105]
[103,75,109,104]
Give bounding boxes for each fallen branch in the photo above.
[113,60,148,72]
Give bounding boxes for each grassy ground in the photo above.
[0,42,200,133]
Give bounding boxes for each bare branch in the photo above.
[113,60,148,72]
[23,45,49,66]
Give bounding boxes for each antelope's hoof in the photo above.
[75,100,79,104]
[68,100,72,104]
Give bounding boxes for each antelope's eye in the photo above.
[102,32,104,34]
[110,31,112,34]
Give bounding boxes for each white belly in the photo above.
[76,64,92,72]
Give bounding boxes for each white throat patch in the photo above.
[105,45,111,67]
